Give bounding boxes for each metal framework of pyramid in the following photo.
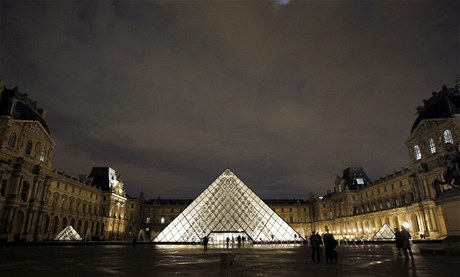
[153,169,302,243]
[54,225,83,241]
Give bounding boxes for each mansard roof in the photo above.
[411,84,460,134]
[0,86,51,135]
[342,167,372,190]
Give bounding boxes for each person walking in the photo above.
[400,225,414,259]
[309,231,321,262]
[323,228,337,263]
[394,228,403,259]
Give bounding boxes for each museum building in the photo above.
[0,79,459,243]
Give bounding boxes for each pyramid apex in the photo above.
[223,168,234,176]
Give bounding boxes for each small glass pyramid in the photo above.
[54,225,83,241]
[372,223,395,240]
[153,169,302,243]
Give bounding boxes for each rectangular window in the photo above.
[146,217,151,224]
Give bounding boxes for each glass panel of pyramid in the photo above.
[153,169,302,243]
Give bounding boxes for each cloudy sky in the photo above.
[0,0,458,199]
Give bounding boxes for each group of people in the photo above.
[394,226,414,260]
[309,228,337,263]
[309,225,415,263]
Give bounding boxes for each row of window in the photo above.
[414,130,454,160]
[7,132,48,162]
[1,180,30,201]
[353,193,414,215]
[145,216,167,224]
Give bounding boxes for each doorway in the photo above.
[208,231,251,245]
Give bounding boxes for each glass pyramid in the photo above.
[372,223,395,240]
[153,169,302,243]
[54,225,83,241]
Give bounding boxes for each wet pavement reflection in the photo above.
[0,243,458,276]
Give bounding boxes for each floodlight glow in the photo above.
[403,222,410,229]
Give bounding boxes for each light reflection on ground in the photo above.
[0,243,458,276]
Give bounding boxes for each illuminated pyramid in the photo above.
[372,223,395,240]
[153,169,302,243]
[54,225,82,241]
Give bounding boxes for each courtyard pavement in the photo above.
[0,242,458,276]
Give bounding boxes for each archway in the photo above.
[51,216,60,236]
[42,214,50,239]
[138,229,147,242]
[61,217,68,229]
[12,210,25,241]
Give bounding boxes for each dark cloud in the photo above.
[1,0,459,199]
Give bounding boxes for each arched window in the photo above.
[25,141,33,155]
[21,181,29,202]
[39,147,46,162]
[444,130,454,144]
[429,138,436,154]
[7,133,16,148]
[414,145,422,160]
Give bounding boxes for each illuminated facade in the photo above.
[143,79,460,242]
[0,83,141,242]
[153,169,302,243]
[0,78,459,244]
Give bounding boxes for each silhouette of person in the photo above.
[322,228,337,262]
[203,236,208,250]
[309,231,321,262]
[394,228,403,259]
[400,226,414,259]
[226,236,230,248]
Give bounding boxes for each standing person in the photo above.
[309,231,321,262]
[203,236,208,250]
[394,228,403,259]
[400,226,414,259]
[226,237,230,248]
[323,228,337,263]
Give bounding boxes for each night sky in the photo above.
[0,1,459,199]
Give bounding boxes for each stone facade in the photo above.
[0,85,139,242]
[0,79,459,242]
